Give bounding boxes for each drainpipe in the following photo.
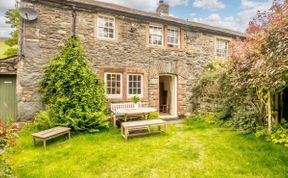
[72,5,77,36]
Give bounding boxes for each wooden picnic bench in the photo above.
[121,119,167,140]
[32,127,71,149]
[110,103,156,127]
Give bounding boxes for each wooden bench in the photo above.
[121,119,167,140]
[32,127,71,149]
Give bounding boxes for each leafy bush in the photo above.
[0,119,16,178]
[267,120,288,147]
[36,36,109,132]
[0,119,17,151]
[231,105,257,133]
[148,112,159,119]
[0,157,13,178]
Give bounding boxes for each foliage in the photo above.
[148,111,159,119]
[0,119,17,151]
[36,36,109,132]
[191,1,288,136]
[0,157,13,178]
[191,60,259,133]
[131,95,140,103]
[4,7,19,56]
[267,120,288,147]
[231,104,257,133]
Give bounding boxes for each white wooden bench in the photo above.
[110,102,144,127]
[121,119,167,140]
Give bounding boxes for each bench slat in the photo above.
[32,127,71,139]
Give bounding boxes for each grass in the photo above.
[0,38,9,59]
[6,120,288,178]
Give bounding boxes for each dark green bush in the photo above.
[231,105,257,133]
[35,36,109,132]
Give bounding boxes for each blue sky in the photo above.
[0,0,273,37]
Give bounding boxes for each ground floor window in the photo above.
[104,73,122,98]
[127,74,143,97]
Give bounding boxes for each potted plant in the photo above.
[132,95,140,109]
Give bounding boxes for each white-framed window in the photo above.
[97,15,115,40]
[167,27,180,48]
[149,24,163,46]
[127,74,143,97]
[216,39,229,57]
[104,73,122,98]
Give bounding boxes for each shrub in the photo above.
[0,157,13,178]
[0,119,17,151]
[148,112,159,119]
[231,105,257,133]
[267,120,288,147]
[36,36,109,132]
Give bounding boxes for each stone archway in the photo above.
[148,61,189,117]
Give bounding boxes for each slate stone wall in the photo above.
[18,1,232,120]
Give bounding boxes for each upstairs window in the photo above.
[216,39,229,57]
[97,15,115,40]
[167,27,180,48]
[105,73,122,98]
[127,74,143,97]
[149,25,163,46]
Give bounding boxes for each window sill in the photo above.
[146,44,185,51]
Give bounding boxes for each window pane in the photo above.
[149,25,163,46]
[216,40,228,57]
[167,27,179,48]
[105,73,121,96]
[128,74,143,95]
[98,16,115,39]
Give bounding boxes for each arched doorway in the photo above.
[159,74,177,118]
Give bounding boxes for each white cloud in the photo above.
[191,0,273,32]
[0,0,17,11]
[190,13,196,16]
[168,0,189,7]
[193,13,241,31]
[0,14,13,37]
[193,0,225,11]
[237,0,273,30]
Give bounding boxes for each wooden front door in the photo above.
[0,75,16,123]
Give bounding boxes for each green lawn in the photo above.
[7,120,288,178]
[0,38,9,59]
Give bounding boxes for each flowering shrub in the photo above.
[0,119,17,151]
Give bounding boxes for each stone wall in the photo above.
[18,1,233,120]
[0,56,18,74]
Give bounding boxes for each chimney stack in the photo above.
[156,0,169,15]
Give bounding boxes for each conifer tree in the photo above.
[36,36,109,132]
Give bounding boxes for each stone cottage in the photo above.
[16,0,245,120]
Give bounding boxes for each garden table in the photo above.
[115,107,157,122]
